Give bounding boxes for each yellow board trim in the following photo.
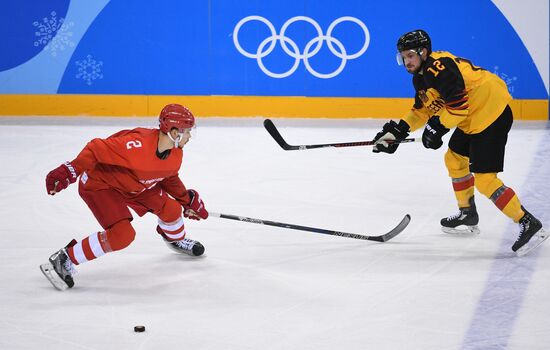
[0,94,547,120]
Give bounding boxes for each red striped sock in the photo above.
[67,232,107,265]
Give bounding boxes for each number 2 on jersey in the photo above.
[126,140,142,149]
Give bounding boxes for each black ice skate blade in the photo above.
[516,229,548,257]
[40,263,69,291]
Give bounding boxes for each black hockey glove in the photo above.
[422,116,449,150]
[373,120,410,154]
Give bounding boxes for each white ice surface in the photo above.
[0,117,548,350]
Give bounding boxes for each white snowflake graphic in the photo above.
[33,11,75,57]
[493,66,518,95]
[75,55,104,86]
[46,21,75,56]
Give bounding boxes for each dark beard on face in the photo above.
[408,60,425,75]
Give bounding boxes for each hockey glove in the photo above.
[46,162,78,195]
[422,116,449,150]
[373,120,410,154]
[183,189,209,220]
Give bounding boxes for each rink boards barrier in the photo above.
[0,94,547,120]
[0,0,548,119]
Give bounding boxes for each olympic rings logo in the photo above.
[233,15,370,79]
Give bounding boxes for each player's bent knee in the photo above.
[445,149,470,178]
[107,220,136,251]
[158,198,183,223]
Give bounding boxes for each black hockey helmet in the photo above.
[397,29,431,53]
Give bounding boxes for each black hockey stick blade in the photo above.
[210,212,411,242]
[263,119,298,150]
[373,214,411,242]
[263,118,419,151]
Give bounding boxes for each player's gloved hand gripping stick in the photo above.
[264,119,420,151]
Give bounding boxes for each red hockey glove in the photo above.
[46,162,78,195]
[183,189,208,220]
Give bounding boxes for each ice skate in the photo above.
[441,197,480,234]
[157,226,205,256]
[513,208,547,257]
[40,240,77,291]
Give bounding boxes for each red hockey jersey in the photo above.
[71,128,189,203]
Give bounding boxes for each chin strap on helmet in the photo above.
[167,131,184,148]
[417,48,428,71]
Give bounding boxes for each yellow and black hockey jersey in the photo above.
[402,51,512,134]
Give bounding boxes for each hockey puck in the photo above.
[134,326,146,333]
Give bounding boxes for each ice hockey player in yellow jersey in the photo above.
[372,29,547,256]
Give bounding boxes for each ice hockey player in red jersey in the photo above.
[40,104,208,291]
[372,29,547,256]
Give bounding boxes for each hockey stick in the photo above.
[210,212,411,242]
[264,119,420,151]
